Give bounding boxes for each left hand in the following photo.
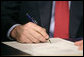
[74,40,83,50]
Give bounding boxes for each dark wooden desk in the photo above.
[1,43,31,56]
[1,38,83,56]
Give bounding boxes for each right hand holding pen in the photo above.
[11,22,49,43]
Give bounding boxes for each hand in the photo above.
[74,40,83,50]
[11,22,49,43]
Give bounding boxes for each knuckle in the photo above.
[40,28,46,32]
[27,22,32,25]
[25,22,36,29]
[27,22,34,26]
[38,27,43,31]
[40,29,44,32]
[43,28,46,31]
[25,22,31,27]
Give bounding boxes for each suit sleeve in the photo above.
[1,1,21,41]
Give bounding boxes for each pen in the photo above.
[47,38,51,43]
[26,13,37,24]
[26,13,51,43]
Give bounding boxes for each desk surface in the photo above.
[1,38,83,56]
[1,43,31,56]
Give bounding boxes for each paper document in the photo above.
[2,38,83,56]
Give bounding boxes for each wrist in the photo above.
[7,24,21,40]
[10,25,20,39]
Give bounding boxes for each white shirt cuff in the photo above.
[7,24,21,40]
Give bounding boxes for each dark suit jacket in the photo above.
[1,1,83,41]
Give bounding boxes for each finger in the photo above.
[25,22,49,39]
[75,40,83,46]
[79,45,83,50]
[29,29,47,42]
[17,34,32,43]
[24,31,40,43]
[32,25,49,39]
[42,28,49,39]
[75,42,80,46]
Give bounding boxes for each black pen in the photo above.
[26,13,51,43]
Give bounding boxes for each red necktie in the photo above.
[54,1,69,39]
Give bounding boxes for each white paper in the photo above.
[2,38,83,56]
